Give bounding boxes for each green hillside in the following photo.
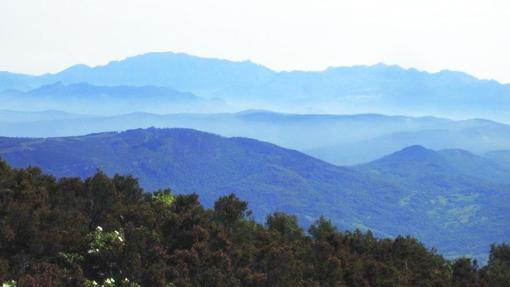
[0,128,404,234]
[356,145,510,259]
[1,128,509,261]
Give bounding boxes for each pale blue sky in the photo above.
[1,0,509,82]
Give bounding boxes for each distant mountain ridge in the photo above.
[0,52,274,94]
[2,109,510,165]
[0,128,509,261]
[358,145,510,185]
[0,109,89,122]
[1,51,509,121]
[0,82,229,114]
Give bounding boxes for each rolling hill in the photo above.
[356,145,510,258]
[0,128,508,261]
[0,128,406,233]
[0,82,229,115]
[1,110,510,165]
[1,52,510,122]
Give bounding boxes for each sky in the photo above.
[1,0,509,83]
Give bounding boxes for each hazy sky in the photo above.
[1,0,509,82]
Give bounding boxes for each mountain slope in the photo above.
[211,64,510,123]
[0,52,274,95]
[438,148,510,185]
[356,145,510,258]
[0,128,405,234]
[0,82,229,114]
[484,150,510,170]
[0,71,40,91]
[0,129,508,260]
[2,110,510,165]
[0,109,89,122]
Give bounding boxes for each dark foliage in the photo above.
[0,160,508,286]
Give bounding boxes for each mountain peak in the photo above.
[392,145,435,157]
[400,144,430,153]
[56,64,91,75]
[367,145,445,167]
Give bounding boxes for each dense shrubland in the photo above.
[0,160,509,286]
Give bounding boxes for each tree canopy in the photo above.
[0,160,508,286]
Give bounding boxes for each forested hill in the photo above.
[0,160,509,286]
[0,128,509,261]
[0,128,406,233]
[2,109,510,166]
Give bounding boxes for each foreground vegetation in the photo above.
[0,160,509,286]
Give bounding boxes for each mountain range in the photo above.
[0,82,229,115]
[2,110,510,165]
[0,127,509,261]
[1,51,509,263]
[1,52,509,122]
